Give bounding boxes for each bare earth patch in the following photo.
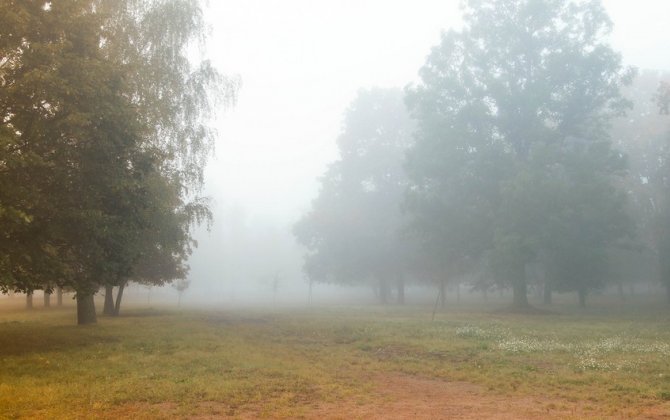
[105,374,670,419]
[312,374,587,420]
[309,373,670,419]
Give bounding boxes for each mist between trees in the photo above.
[2,0,670,324]
[294,0,670,311]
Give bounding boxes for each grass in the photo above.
[0,296,669,418]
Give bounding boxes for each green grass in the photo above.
[1,298,669,418]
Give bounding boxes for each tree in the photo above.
[102,171,209,317]
[609,71,670,301]
[651,78,670,302]
[0,0,233,324]
[405,0,633,308]
[172,279,191,307]
[295,88,415,304]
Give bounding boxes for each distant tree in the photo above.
[405,0,633,308]
[651,79,670,302]
[295,88,415,304]
[172,279,191,307]
[657,81,670,115]
[610,71,670,300]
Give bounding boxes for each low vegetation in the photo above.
[1,298,669,418]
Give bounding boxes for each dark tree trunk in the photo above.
[396,274,405,305]
[103,285,115,316]
[439,278,446,309]
[543,282,552,305]
[56,287,63,306]
[43,290,51,308]
[578,288,587,308]
[76,294,97,325]
[113,282,125,316]
[26,292,33,310]
[378,277,390,304]
[512,277,529,308]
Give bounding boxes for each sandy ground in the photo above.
[106,373,670,419]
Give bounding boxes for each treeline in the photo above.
[0,0,235,323]
[295,0,670,308]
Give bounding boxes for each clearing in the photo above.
[1,297,669,418]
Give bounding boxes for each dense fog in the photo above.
[180,1,670,307]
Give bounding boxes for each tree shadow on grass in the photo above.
[0,322,119,356]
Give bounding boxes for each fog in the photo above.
[182,0,670,307]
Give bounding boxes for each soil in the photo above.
[107,373,670,419]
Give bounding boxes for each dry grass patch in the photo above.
[0,301,669,418]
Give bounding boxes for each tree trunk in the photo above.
[76,294,97,325]
[43,290,51,308]
[396,274,405,305]
[439,278,446,309]
[512,277,529,308]
[378,277,389,304]
[113,282,125,316]
[578,288,587,308]
[543,282,552,305]
[26,292,33,309]
[103,285,115,316]
[56,287,63,306]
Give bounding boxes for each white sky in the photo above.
[202,1,461,224]
[200,0,670,227]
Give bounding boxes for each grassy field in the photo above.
[1,296,669,419]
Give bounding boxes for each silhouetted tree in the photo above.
[405,0,633,308]
[295,88,415,304]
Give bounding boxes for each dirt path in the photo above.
[309,374,669,420]
[107,373,670,419]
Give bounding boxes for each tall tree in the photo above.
[295,88,415,303]
[651,78,670,302]
[405,0,633,308]
[0,0,233,323]
[609,71,670,300]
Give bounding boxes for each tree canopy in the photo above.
[294,88,415,303]
[405,0,633,307]
[0,0,234,323]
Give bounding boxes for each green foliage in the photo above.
[405,0,633,305]
[294,88,414,294]
[610,71,670,298]
[0,0,234,320]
